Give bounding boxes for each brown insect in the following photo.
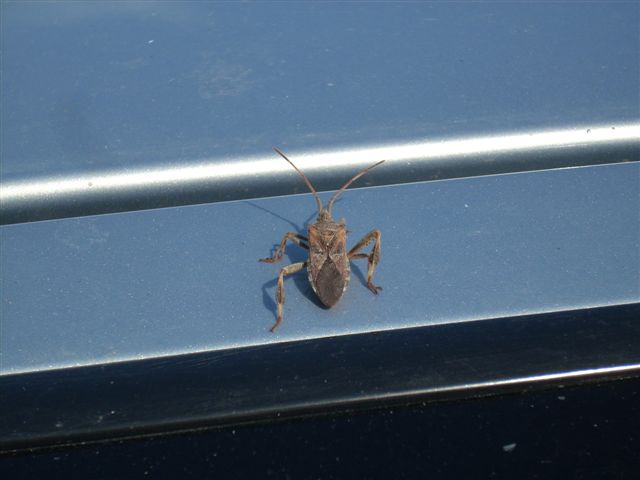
[260,147,384,332]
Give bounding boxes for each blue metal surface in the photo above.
[1,162,638,375]
[2,1,638,180]
[2,123,638,224]
[2,0,639,463]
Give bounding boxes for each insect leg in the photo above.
[259,232,309,263]
[348,229,382,295]
[271,262,307,332]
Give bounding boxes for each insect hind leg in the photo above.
[348,229,382,295]
[271,262,307,332]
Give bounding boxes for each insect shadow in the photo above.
[245,200,368,320]
[244,201,326,313]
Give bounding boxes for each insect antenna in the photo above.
[326,160,385,215]
[273,147,323,214]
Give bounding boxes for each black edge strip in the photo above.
[1,303,639,453]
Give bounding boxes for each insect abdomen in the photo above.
[313,259,350,307]
[307,222,350,308]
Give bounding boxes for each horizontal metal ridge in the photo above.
[2,122,638,225]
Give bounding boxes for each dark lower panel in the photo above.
[2,377,639,479]
[1,303,639,454]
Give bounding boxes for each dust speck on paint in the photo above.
[502,443,517,453]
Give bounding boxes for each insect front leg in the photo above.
[259,232,309,263]
[348,229,382,295]
[270,262,307,332]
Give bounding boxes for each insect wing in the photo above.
[307,224,350,307]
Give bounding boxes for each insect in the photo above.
[260,147,384,332]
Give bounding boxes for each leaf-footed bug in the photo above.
[260,147,384,332]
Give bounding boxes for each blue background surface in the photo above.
[2,2,638,177]
[1,2,638,376]
[2,162,638,374]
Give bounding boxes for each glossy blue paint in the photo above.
[2,123,638,224]
[2,2,638,179]
[1,162,638,374]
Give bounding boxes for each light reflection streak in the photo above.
[2,122,638,205]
